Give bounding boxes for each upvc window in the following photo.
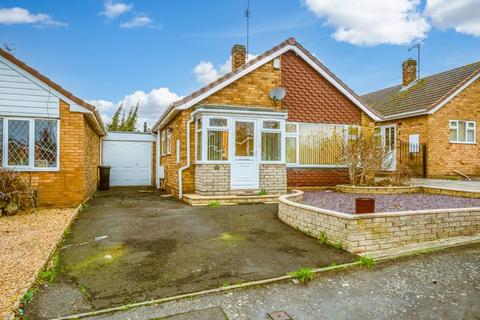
[207,117,228,161]
[285,122,349,167]
[449,120,476,144]
[195,118,202,161]
[261,120,281,161]
[1,118,59,170]
[166,128,172,154]
[160,130,166,155]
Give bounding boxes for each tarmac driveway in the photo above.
[25,188,355,319]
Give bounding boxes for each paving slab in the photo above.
[156,307,227,320]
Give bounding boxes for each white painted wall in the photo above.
[0,60,60,118]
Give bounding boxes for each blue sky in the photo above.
[1,0,479,127]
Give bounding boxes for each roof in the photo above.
[0,49,107,135]
[153,38,382,130]
[361,61,480,119]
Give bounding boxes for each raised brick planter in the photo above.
[279,190,480,254]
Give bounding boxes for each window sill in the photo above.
[2,167,60,172]
[449,141,476,145]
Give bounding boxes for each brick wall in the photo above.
[287,168,349,187]
[195,164,230,195]
[279,190,480,254]
[22,101,101,207]
[83,118,100,199]
[259,163,287,194]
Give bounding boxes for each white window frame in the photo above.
[1,117,60,172]
[286,122,352,168]
[285,122,299,165]
[449,120,476,144]
[160,130,166,156]
[194,117,202,162]
[166,127,172,154]
[204,116,229,163]
[260,119,284,163]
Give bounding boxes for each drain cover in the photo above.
[268,311,292,320]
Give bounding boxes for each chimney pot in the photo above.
[231,44,246,71]
[402,59,417,87]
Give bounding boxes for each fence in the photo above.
[398,141,427,178]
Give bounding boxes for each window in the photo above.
[160,130,166,155]
[285,122,348,166]
[166,128,172,154]
[34,119,57,168]
[261,120,281,161]
[449,120,476,143]
[195,118,202,161]
[207,117,228,161]
[2,118,59,170]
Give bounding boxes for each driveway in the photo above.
[25,188,355,319]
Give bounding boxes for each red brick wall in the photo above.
[281,51,362,124]
[287,168,349,187]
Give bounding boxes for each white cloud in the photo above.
[120,15,158,28]
[303,0,429,45]
[194,54,257,85]
[0,7,67,27]
[425,0,480,37]
[101,0,133,19]
[89,87,181,131]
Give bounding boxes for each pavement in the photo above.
[411,178,480,192]
[24,188,354,319]
[84,243,480,320]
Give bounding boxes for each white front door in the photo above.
[231,120,259,189]
[380,125,396,171]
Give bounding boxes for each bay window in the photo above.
[449,120,476,143]
[261,120,281,161]
[286,122,349,167]
[207,117,228,161]
[1,118,59,170]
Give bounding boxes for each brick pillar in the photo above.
[402,59,417,87]
[231,44,246,71]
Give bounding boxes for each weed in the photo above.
[39,253,60,283]
[358,256,375,268]
[207,201,220,208]
[318,232,328,245]
[334,242,344,250]
[20,288,37,305]
[330,261,337,267]
[79,203,88,212]
[288,267,314,284]
[222,281,230,288]
[258,189,268,196]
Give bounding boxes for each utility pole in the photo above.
[408,39,425,79]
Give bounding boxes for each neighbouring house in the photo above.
[152,38,382,198]
[0,49,107,207]
[362,59,480,177]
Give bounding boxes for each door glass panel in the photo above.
[235,121,254,157]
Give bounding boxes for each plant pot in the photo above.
[355,198,375,214]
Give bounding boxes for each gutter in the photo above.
[177,110,198,199]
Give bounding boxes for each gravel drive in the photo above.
[300,191,480,214]
[0,208,76,319]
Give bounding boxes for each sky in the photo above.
[1,0,479,129]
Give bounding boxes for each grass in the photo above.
[288,267,314,284]
[38,253,60,283]
[207,200,220,208]
[333,242,344,250]
[318,232,328,245]
[358,256,375,268]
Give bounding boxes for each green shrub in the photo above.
[207,201,220,208]
[258,189,268,196]
[318,232,328,245]
[358,256,375,268]
[288,267,314,284]
[0,169,36,216]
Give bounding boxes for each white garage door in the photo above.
[102,133,155,186]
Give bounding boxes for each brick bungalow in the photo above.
[362,59,480,177]
[152,38,382,198]
[0,49,107,207]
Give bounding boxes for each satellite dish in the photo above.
[269,87,286,101]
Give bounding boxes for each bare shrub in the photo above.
[0,169,36,216]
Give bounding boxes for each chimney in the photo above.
[231,44,246,71]
[402,59,417,87]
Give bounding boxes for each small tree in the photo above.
[107,102,140,132]
[331,126,391,186]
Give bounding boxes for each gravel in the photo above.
[0,208,76,319]
[300,191,480,214]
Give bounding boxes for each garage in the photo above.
[102,132,156,186]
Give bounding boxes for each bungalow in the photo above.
[363,59,480,177]
[152,38,383,198]
[0,49,106,207]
